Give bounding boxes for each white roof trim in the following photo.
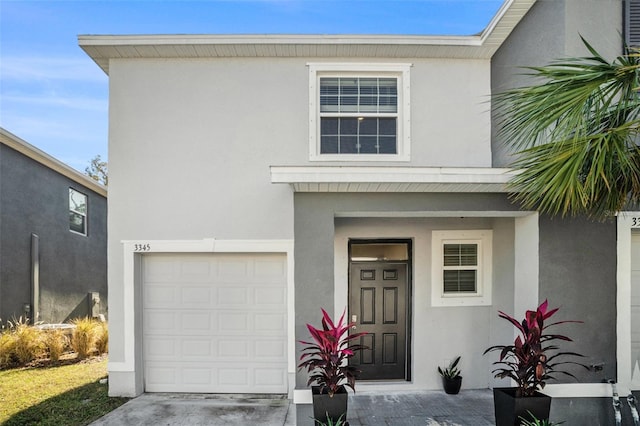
[79,0,537,75]
[0,127,107,197]
[270,166,517,193]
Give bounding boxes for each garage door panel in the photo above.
[255,287,287,305]
[146,338,177,359]
[179,260,216,279]
[180,285,214,304]
[218,312,249,331]
[145,361,287,393]
[144,258,179,282]
[255,340,286,358]
[143,253,287,393]
[218,287,249,304]
[145,311,178,333]
[146,285,177,305]
[254,313,286,331]
[254,258,287,279]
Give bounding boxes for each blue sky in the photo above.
[0,0,504,172]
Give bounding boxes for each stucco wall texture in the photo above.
[0,144,107,323]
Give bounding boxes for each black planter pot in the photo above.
[442,376,462,394]
[493,387,552,426]
[312,386,348,424]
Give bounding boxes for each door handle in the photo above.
[351,314,357,329]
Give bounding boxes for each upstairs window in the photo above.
[69,188,87,236]
[308,63,411,161]
[431,230,492,307]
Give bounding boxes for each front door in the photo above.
[349,261,409,380]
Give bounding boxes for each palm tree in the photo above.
[495,38,640,219]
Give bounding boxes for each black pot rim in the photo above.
[493,387,550,398]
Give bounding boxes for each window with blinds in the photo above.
[626,0,640,47]
[443,244,478,293]
[307,63,411,161]
[431,230,493,307]
[319,77,398,154]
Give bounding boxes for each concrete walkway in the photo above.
[348,389,494,425]
[90,390,494,425]
[90,393,295,426]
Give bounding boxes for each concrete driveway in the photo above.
[89,393,295,426]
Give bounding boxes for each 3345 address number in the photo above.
[134,244,151,252]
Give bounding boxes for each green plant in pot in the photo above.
[483,300,587,426]
[437,355,462,394]
[299,308,367,425]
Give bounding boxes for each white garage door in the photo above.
[142,252,288,393]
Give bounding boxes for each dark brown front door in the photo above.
[349,262,408,380]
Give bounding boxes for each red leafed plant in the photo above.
[298,308,368,397]
[483,300,587,397]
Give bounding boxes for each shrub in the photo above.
[298,309,367,396]
[484,300,587,397]
[94,321,108,355]
[11,317,44,364]
[71,317,98,359]
[42,328,68,362]
[0,331,16,368]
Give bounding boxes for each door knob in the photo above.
[351,314,357,329]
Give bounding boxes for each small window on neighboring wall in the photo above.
[69,188,87,235]
[431,230,492,307]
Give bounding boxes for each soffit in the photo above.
[270,166,518,193]
[79,0,536,75]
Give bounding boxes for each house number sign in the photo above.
[133,244,151,252]
[632,218,640,228]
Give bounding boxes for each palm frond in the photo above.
[495,39,640,218]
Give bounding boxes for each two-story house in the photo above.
[0,128,107,323]
[80,0,637,422]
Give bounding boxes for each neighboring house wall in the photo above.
[487,2,623,421]
[0,132,107,324]
[489,0,622,381]
[491,0,622,167]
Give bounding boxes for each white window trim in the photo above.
[69,187,88,236]
[431,230,492,307]
[308,62,411,162]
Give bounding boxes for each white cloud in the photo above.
[2,93,107,112]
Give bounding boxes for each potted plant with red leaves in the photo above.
[298,308,368,425]
[484,300,587,426]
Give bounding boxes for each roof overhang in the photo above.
[270,166,517,193]
[0,128,107,197]
[79,0,536,75]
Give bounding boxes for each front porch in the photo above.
[305,388,625,425]
[346,389,494,425]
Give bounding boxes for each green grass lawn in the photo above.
[0,355,129,425]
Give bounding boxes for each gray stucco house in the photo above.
[0,128,107,324]
[80,0,638,423]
